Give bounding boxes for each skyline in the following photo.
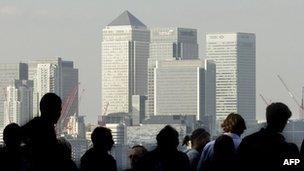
[1,0,304,123]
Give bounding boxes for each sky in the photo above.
[0,0,304,123]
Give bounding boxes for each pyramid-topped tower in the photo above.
[101,10,149,116]
[108,10,146,28]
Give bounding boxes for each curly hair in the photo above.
[221,113,246,135]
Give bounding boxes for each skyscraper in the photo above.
[0,63,28,129]
[206,33,256,125]
[4,80,33,126]
[101,11,149,116]
[147,27,198,118]
[29,58,78,117]
[153,59,215,122]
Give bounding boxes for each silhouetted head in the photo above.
[266,102,291,132]
[190,128,210,151]
[129,145,147,168]
[182,135,190,146]
[40,93,62,125]
[156,125,179,151]
[213,135,235,160]
[221,113,246,136]
[3,123,22,149]
[91,127,114,151]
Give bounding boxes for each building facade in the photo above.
[153,59,216,123]
[4,80,33,127]
[147,27,198,118]
[29,58,78,118]
[0,63,28,129]
[206,33,256,124]
[101,11,149,116]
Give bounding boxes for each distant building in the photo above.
[66,115,86,139]
[131,95,146,125]
[283,120,304,148]
[106,123,127,145]
[206,33,256,126]
[4,80,33,127]
[101,11,149,116]
[153,59,216,124]
[28,58,78,119]
[147,27,198,118]
[0,63,28,129]
[126,124,187,146]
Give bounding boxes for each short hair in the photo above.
[182,135,190,146]
[91,126,114,151]
[190,128,210,144]
[221,113,246,135]
[40,93,62,115]
[156,125,179,149]
[266,102,291,125]
[3,123,22,148]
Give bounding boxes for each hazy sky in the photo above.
[1,0,304,123]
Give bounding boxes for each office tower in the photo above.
[4,80,33,127]
[131,95,146,125]
[0,63,28,129]
[153,59,216,122]
[147,27,198,118]
[206,33,256,124]
[62,61,79,117]
[101,11,149,116]
[106,123,127,145]
[29,58,78,117]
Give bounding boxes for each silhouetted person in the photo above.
[238,102,301,171]
[186,128,210,171]
[126,145,147,171]
[0,123,23,171]
[135,125,190,171]
[22,93,65,171]
[207,135,236,171]
[58,137,79,171]
[80,126,117,171]
[197,113,246,171]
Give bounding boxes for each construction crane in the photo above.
[259,94,271,106]
[277,75,304,119]
[56,83,80,135]
[103,102,109,115]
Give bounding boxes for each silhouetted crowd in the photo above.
[0,93,304,171]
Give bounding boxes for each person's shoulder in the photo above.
[81,148,94,159]
[205,140,215,147]
[186,149,199,156]
[177,150,189,159]
[242,130,262,142]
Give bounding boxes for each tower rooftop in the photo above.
[108,10,146,27]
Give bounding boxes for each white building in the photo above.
[0,63,28,129]
[101,11,149,116]
[147,27,198,118]
[29,58,78,118]
[206,33,256,125]
[106,123,127,145]
[126,124,187,146]
[66,115,86,139]
[154,59,216,123]
[3,80,33,127]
